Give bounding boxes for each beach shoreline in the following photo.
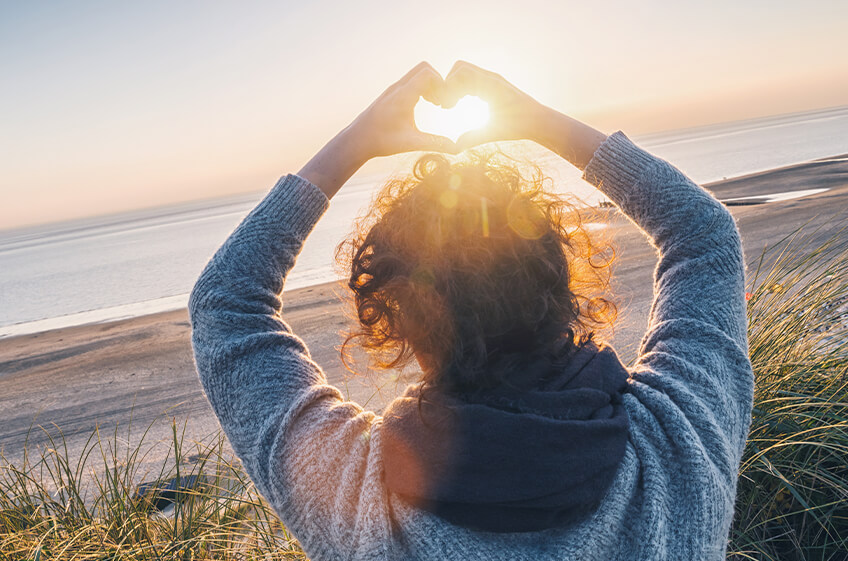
[3,149,846,341]
[2,154,847,471]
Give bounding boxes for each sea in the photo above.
[2,105,847,338]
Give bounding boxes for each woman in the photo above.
[189,61,754,560]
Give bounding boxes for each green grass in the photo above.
[729,228,848,561]
[2,228,847,560]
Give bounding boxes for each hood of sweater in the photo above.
[380,340,631,533]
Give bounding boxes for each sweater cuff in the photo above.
[582,131,658,207]
[259,174,330,239]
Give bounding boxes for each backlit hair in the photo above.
[336,151,616,394]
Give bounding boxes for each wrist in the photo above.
[529,104,570,151]
[334,121,374,166]
[532,109,607,171]
[298,127,368,199]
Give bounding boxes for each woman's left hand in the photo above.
[299,62,457,199]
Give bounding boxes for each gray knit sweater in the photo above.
[189,132,754,560]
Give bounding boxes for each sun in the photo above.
[414,95,490,142]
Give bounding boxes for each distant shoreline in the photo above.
[2,152,847,341]
[4,103,848,333]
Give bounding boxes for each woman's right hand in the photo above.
[444,61,607,170]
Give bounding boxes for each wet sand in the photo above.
[2,154,847,472]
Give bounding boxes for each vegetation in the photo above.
[1,229,846,559]
[0,423,307,560]
[729,228,848,560]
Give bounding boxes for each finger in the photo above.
[397,61,437,87]
[445,60,493,81]
[375,62,438,105]
[443,62,490,107]
[442,62,476,107]
[455,128,499,152]
[394,62,440,94]
[410,132,458,154]
[445,60,503,86]
[400,64,445,105]
[444,61,517,109]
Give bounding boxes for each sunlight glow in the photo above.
[415,95,490,142]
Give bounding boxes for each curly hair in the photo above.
[336,151,616,394]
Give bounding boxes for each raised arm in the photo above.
[579,133,753,460]
[444,60,753,467]
[189,62,456,558]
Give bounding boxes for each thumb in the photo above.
[410,132,459,154]
[455,127,497,152]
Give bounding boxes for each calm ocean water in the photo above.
[2,106,847,337]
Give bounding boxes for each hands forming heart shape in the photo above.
[301,61,605,198]
[348,61,549,160]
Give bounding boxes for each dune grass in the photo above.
[0,422,307,559]
[728,227,848,560]
[1,228,847,560]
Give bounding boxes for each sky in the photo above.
[1,0,846,230]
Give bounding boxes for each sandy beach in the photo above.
[2,154,847,472]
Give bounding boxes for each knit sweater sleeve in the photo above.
[584,132,754,471]
[188,175,389,561]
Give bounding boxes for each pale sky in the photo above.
[2,0,846,229]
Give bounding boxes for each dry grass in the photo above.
[0,422,307,560]
[729,227,848,560]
